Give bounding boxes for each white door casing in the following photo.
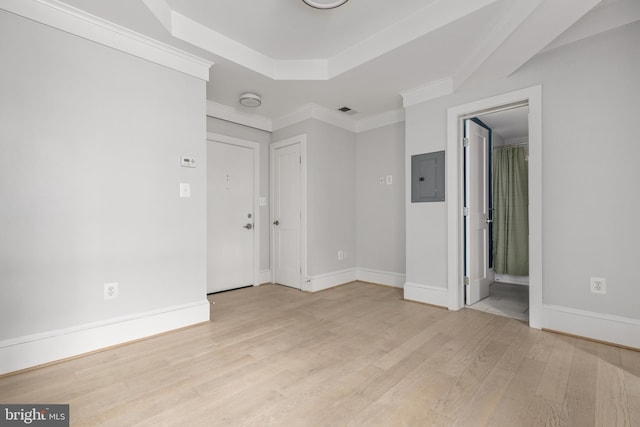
[446,86,542,329]
[207,134,260,293]
[270,135,307,290]
[464,119,494,305]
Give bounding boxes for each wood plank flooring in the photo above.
[1,282,638,426]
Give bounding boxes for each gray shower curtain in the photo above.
[493,146,529,275]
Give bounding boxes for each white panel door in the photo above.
[465,120,494,305]
[272,142,301,289]
[207,141,255,293]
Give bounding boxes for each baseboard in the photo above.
[0,300,210,375]
[495,274,529,286]
[356,268,405,288]
[542,304,640,349]
[259,269,272,285]
[403,282,448,308]
[306,268,357,292]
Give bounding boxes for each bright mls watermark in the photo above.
[0,405,68,426]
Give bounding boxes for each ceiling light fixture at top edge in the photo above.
[302,0,350,10]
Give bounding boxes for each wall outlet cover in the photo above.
[104,282,119,300]
[590,277,606,294]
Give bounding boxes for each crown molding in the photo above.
[272,103,357,133]
[143,0,500,81]
[206,101,272,132]
[356,109,405,133]
[400,78,454,108]
[0,0,213,81]
[206,101,404,134]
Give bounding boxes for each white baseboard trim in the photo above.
[259,269,272,285]
[0,300,210,375]
[403,282,448,308]
[542,304,640,349]
[495,274,529,286]
[306,268,357,292]
[357,268,405,288]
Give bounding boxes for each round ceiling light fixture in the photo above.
[302,0,349,10]
[239,92,262,107]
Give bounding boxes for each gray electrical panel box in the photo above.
[411,151,445,202]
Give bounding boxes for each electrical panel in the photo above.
[411,151,445,203]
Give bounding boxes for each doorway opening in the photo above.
[464,106,530,322]
[446,85,542,329]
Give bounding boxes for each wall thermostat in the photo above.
[181,156,196,168]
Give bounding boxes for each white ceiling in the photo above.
[165,0,442,60]
[56,0,640,127]
[480,107,529,142]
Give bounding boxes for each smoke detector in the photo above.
[239,93,262,107]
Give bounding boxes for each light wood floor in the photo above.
[1,282,638,426]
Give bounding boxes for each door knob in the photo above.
[244,223,253,229]
[485,218,493,224]
[273,220,279,226]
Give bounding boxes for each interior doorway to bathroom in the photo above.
[464,105,530,322]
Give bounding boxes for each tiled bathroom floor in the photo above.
[467,282,529,322]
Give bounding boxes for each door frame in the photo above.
[269,134,307,289]
[207,132,261,288]
[446,86,542,329]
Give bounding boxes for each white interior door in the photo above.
[207,141,255,293]
[272,142,301,289]
[465,119,494,305]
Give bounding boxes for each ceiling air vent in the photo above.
[338,106,357,114]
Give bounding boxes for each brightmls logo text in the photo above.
[0,405,68,426]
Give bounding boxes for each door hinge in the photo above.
[463,137,469,147]
[464,276,470,286]
[463,207,469,216]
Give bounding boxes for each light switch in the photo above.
[180,183,191,198]
[259,197,267,206]
[386,175,393,185]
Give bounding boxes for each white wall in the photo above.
[272,119,357,278]
[406,22,640,322]
[356,123,405,275]
[0,10,208,369]
[206,117,271,273]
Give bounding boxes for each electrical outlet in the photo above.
[590,277,606,295]
[104,282,119,300]
[337,250,344,261]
